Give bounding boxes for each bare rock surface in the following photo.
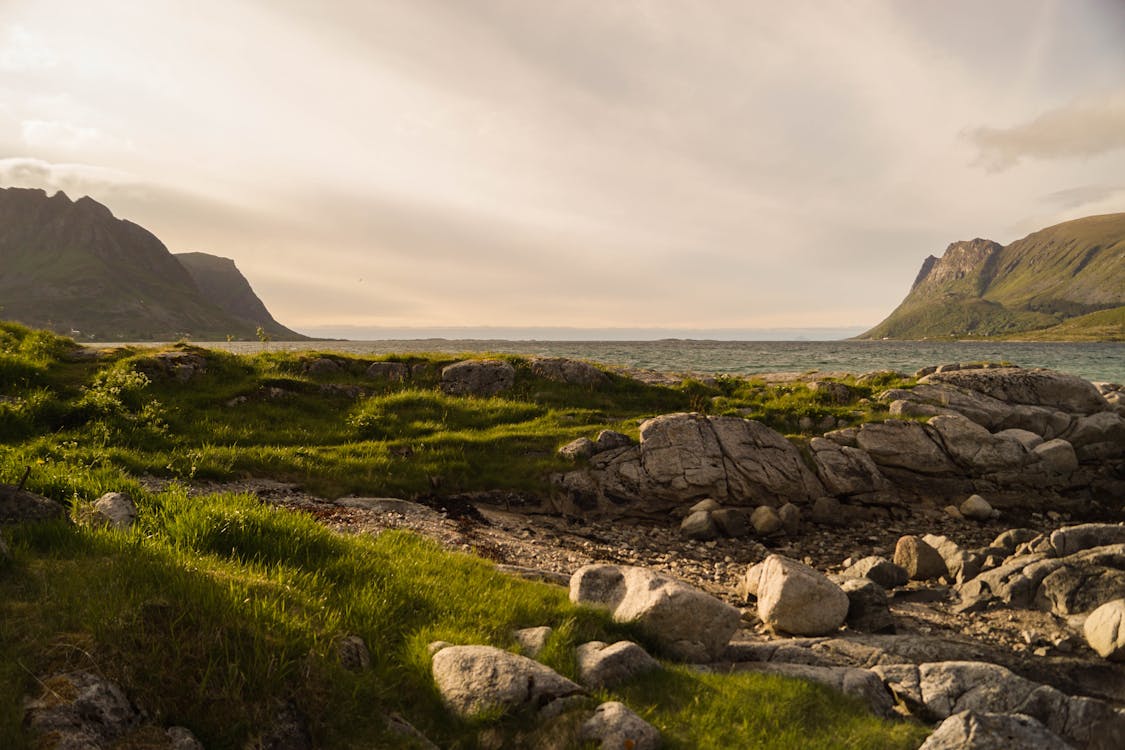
[922,367,1110,415]
[919,711,1074,750]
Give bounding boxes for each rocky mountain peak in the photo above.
[912,238,1002,291]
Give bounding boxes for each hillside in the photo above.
[0,187,303,340]
[858,213,1125,340]
[175,251,304,340]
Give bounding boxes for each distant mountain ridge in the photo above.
[859,213,1125,341]
[0,187,303,340]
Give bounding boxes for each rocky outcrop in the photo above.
[554,413,824,515]
[530,357,609,386]
[919,711,1074,750]
[570,564,741,661]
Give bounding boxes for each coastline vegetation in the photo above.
[0,321,928,748]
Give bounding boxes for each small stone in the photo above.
[689,498,722,514]
[841,578,895,633]
[680,510,718,540]
[750,506,783,536]
[336,635,371,672]
[558,438,596,461]
[809,496,846,526]
[960,494,994,522]
[90,491,138,529]
[893,535,947,581]
[778,503,801,535]
[711,508,750,538]
[514,626,552,658]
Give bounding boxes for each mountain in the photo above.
[858,213,1125,341]
[0,187,304,340]
[175,252,303,340]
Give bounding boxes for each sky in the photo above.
[2,0,1125,338]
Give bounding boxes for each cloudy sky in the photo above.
[2,0,1124,337]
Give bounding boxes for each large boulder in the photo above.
[922,367,1110,415]
[809,438,892,499]
[927,415,1027,473]
[429,644,583,718]
[440,360,516,396]
[570,564,740,661]
[1063,411,1125,460]
[756,555,849,636]
[894,535,948,581]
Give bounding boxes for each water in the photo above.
[109,339,1125,383]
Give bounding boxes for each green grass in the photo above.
[0,321,931,748]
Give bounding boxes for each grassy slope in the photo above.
[0,322,928,748]
[860,213,1125,340]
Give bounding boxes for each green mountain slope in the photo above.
[0,187,303,340]
[859,213,1125,340]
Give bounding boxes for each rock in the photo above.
[385,713,441,750]
[1084,600,1125,661]
[336,635,371,672]
[558,438,596,461]
[1063,411,1125,460]
[1051,524,1125,556]
[680,510,718,540]
[137,350,207,382]
[841,578,895,633]
[302,357,341,375]
[737,561,765,600]
[594,430,632,452]
[430,645,584,718]
[1035,555,1125,616]
[0,483,66,524]
[440,360,516,396]
[894,536,948,581]
[756,555,849,636]
[254,701,312,750]
[809,438,892,497]
[575,640,660,688]
[724,662,895,718]
[919,711,1074,750]
[167,726,205,750]
[995,428,1044,451]
[854,420,958,476]
[960,494,994,521]
[922,367,1110,415]
[928,415,1027,473]
[530,357,609,386]
[688,498,722,513]
[841,556,908,590]
[809,496,847,527]
[873,660,1125,748]
[750,506,783,536]
[570,564,741,661]
[778,503,801,535]
[515,626,553,658]
[1032,438,1080,473]
[711,508,750,538]
[90,491,138,529]
[808,380,853,405]
[991,528,1041,555]
[365,361,409,381]
[579,702,662,750]
[24,671,138,748]
[922,534,982,584]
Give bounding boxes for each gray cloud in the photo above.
[967,91,1125,170]
[1043,184,1125,210]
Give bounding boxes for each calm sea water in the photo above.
[141,339,1125,383]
